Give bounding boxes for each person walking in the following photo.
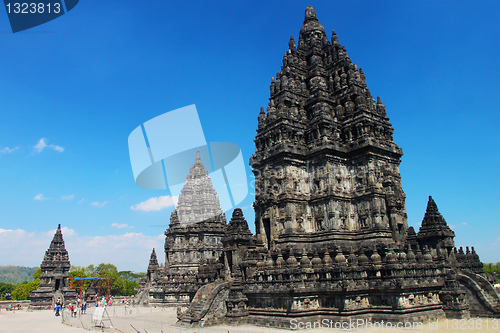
[54,304,61,316]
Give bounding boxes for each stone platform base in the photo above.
[244,308,445,329]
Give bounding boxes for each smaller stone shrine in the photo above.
[30,224,77,309]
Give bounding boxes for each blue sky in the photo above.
[0,0,498,272]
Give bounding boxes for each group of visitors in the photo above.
[77,297,87,314]
[3,303,22,311]
[53,297,87,317]
[96,296,112,307]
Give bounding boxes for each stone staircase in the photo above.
[133,289,150,305]
[457,271,500,317]
[178,280,230,326]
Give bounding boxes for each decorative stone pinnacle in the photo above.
[289,35,296,50]
[421,195,450,228]
[304,6,317,21]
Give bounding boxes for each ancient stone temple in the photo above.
[138,6,500,326]
[138,151,228,306]
[30,224,77,309]
[251,5,406,254]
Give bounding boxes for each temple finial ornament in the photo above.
[289,35,296,50]
[304,6,317,21]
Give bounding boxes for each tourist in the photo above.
[81,302,87,314]
[54,304,61,316]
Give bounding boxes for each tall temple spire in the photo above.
[251,5,408,250]
[174,150,223,226]
[43,224,69,264]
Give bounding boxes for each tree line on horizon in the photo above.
[0,264,144,301]
[0,266,38,284]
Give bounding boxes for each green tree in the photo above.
[68,263,140,297]
[33,267,41,279]
[0,281,16,300]
[11,279,39,300]
[117,271,142,283]
[70,266,93,292]
[96,263,118,274]
[11,268,41,300]
[484,262,500,274]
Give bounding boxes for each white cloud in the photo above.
[34,138,64,153]
[0,228,163,272]
[0,146,19,155]
[34,193,50,201]
[130,195,177,212]
[111,223,131,229]
[91,201,110,207]
[78,198,85,204]
[61,195,75,201]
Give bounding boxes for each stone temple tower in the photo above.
[164,151,227,272]
[250,6,408,252]
[30,225,77,309]
[155,151,227,305]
